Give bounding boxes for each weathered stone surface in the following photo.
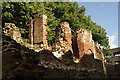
[94,42,107,76]
[3,23,33,49]
[3,23,23,44]
[73,29,95,60]
[30,14,48,49]
[53,22,73,59]
[94,42,105,61]
[72,29,106,73]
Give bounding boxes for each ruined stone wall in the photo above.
[3,23,23,44]
[2,34,105,79]
[72,28,106,72]
[53,22,73,59]
[56,22,72,52]
[2,14,108,78]
[30,14,48,49]
[43,15,48,48]
[75,29,95,57]
[72,29,96,63]
[53,22,105,71]
[94,42,105,61]
[3,32,120,79]
[3,23,32,49]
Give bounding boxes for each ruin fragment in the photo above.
[30,14,48,49]
[72,28,96,66]
[73,28,95,59]
[94,42,106,61]
[94,42,107,76]
[3,23,23,44]
[53,21,73,59]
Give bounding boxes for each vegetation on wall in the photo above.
[2,2,112,56]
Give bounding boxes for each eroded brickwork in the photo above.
[73,29,95,60]
[56,22,72,52]
[30,14,48,49]
[52,22,73,59]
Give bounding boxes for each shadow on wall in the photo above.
[80,54,95,69]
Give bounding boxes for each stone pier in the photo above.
[52,21,73,59]
[30,14,48,49]
[73,29,96,68]
[77,29,95,57]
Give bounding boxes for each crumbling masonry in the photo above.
[3,14,106,75]
[30,14,48,49]
[3,23,23,44]
[52,22,73,59]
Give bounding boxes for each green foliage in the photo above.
[102,48,112,56]
[2,2,111,56]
